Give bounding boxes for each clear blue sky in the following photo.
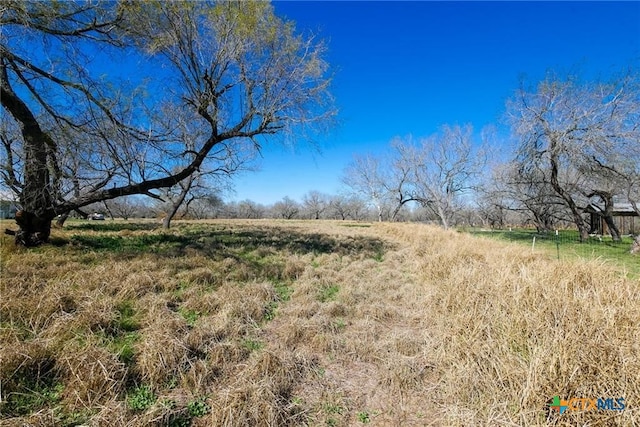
[230,1,640,205]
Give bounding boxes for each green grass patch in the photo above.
[178,307,202,327]
[115,300,140,332]
[1,382,63,417]
[107,331,139,365]
[317,284,340,303]
[242,338,264,352]
[273,280,293,302]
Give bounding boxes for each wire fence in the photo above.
[469,228,639,277]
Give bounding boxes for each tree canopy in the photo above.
[1,0,335,245]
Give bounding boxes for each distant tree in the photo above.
[342,151,414,222]
[272,196,299,219]
[103,196,140,220]
[327,194,367,220]
[184,193,224,220]
[236,199,265,219]
[342,154,387,222]
[302,190,329,219]
[394,125,486,229]
[327,195,350,220]
[1,1,335,245]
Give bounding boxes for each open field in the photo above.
[1,219,639,426]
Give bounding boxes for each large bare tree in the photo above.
[1,1,335,245]
[507,71,640,241]
[394,125,486,229]
[342,151,415,222]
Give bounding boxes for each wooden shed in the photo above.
[585,202,638,236]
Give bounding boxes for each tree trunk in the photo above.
[13,210,52,247]
[631,235,640,255]
[548,149,590,242]
[163,197,184,229]
[56,213,69,228]
[163,177,193,229]
[2,60,56,246]
[602,213,622,242]
[598,193,622,242]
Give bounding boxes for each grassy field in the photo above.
[1,219,639,426]
[468,228,640,279]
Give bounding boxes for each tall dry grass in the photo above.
[1,219,638,426]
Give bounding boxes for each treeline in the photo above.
[77,190,575,230]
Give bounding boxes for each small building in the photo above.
[585,202,638,235]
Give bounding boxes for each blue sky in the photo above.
[231,1,640,205]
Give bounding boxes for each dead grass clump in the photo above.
[209,350,311,426]
[390,225,640,425]
[282,257,308,280]
[175,266,222,289]
[220,281,277,325]
[0,339,55,396]
[135,315,190,387]
[56,340,127,409]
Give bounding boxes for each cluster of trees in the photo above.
[70,187,525,227]
[2,1,638,247]
[482,72,640,241]
[342,124,488,229]
[341,72,640,242]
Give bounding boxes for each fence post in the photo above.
[555,230,560,260]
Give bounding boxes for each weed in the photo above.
[332,318,346,332]
[187,397,210,417]
[318,283,340,302]
[264,301,278,321]
[242,338,264,352]
[2,382,63,416]
[126,385,156,412]
[323,402,344,415]
[178,307,201,327]
[273,280,293,301]
[357,411,371,423]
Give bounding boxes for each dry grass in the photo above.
[1,219,638,426]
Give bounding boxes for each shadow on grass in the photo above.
[66,222,159,232]
[67,223,388,260]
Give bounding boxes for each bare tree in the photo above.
[395,125,486,229]
[183,192,223,220]
[1,1,335,245]
[481,161,570,232]
[272,196,300,219]
[506,70,640,241]
[231,199,264,219]
[342,151,414,222]
[342,155,387,222]
[302,190,328,219]
[104,196,140,220]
